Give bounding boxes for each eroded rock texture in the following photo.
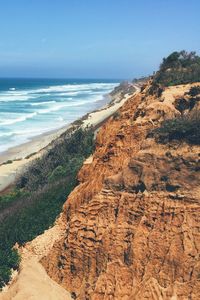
[42,83,200,299]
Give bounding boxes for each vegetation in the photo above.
[187,85,200,97]
[17,127,94,191]
[132,76,150,83]
[25,152,37,159]
[112,111,121,120]
[154,51,200,86]
[0,248,20,286]
[0,127,94,288]
[0,189,29,211]
[2,160,13,165]
[152,110,200,144]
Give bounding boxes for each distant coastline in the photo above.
[0,79,119,153]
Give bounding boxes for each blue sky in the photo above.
[0,0,199,78]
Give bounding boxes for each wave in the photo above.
[0,94,36,102]
[37,102,81,114]
[0,82,118,103]
[58,90,105,97]
[0,132,14,138]
[27,83,118,94]
[0,95,104,127]
[0,112,37,126]
[30,101,56,106]
[37,96,104,114]
[13,128,49,137]
[56,116,64,122]
[58,92,80,96]
[0,81,119,152]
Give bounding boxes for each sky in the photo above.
[0,0,199,79]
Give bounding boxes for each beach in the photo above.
[0,84,139,192]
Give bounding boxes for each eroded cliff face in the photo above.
[42,82,200,299]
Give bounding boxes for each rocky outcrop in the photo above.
[41,82,200,299]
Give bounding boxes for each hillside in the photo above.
[1,52,200,299]
[1,78,199,299]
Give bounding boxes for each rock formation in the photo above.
[1,81,199,299]
[41,82,200,299]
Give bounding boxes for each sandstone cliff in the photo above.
[1,81,199,300]
[41,82,200,299]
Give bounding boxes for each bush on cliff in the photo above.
[0,249,20,287]
[187,85,200,97]
[0,190,29,211]
[153,50,200,86]
[152,110,200,144]
[17,127,94,191]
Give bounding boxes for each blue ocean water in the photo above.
[0,78,119,153]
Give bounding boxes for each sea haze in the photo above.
[0,78,119,153]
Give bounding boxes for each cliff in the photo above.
[1,80,200,300]
[41,82,200,299]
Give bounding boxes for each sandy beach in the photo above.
[0,85,139,192]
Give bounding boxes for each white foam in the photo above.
[31,101,56,106]
[57,116,64,122]
[30,83,118,94]
[0,82,119,152]
[36,97,102,114]
[12,127,49,136]
[58,92,80,96]
[0,132,14,138]
[0,94,36,102]
[0,112,37,126]
[0,83,118,102]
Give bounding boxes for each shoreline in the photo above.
[0,84,139,192]
[0,93,111,164]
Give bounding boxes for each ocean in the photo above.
[0,78,119,153]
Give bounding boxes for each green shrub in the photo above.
[16,128,94,191]
[0,190,29,211]
[174,98,190,114]
[187,86,200,97]
[154,51,200,86]
[3,160,13,165]
[0,249,20,288]
[113,111,121,120]
[0,265,12,288]
[48,165,67,182]
[25,152,37,159]
[152,111,200,144]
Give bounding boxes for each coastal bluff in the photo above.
[1,80,200,299]
[41,81,200,299]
